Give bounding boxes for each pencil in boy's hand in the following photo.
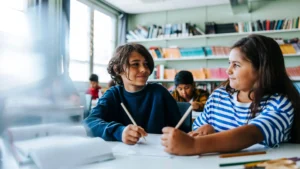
[175,105,193,129]
[120,103,147,141]
[219,151,266,158]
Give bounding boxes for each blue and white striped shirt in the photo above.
[193,87,294,147]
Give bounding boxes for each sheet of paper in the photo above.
[242,144,267,152]
[113,134,199,158]
[113,134,169,157]
[133,134,170,157]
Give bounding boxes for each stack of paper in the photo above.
[14,136,114,169]
[5,124,115,169]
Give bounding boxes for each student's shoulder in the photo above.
[211,87,230,96]
[265,93,292,106]
[146,83,169,93]
[195,88,209,96]
[103,85,122,96]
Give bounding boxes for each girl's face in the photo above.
[120,51,151,92]
[176,84,194,101]
[226,48,258,92]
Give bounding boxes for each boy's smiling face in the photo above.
[120,51,150,92]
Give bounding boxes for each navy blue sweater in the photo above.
[83,83,188,141]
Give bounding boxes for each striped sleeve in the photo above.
[192,94,213,130]
[249,96,294,147]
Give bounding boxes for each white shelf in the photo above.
[149,77,300,83]
[127,29,300,43]
[154,56,228,62]
[153,54,300,62]
[148,79,226,83]
[291,76,300,81]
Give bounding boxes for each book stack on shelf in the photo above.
[275,37,300,54]
[149,65,228,81]
[205,17,300,34]
[286,66,300,77]
[126,23,205,41]
[149,46,231,60]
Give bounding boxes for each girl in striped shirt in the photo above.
[161,34,300,155]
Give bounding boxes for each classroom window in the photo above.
[69,61,89,82]
[93,10,116,83]
[69,0,90,82]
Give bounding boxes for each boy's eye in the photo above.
[131,63,139,67]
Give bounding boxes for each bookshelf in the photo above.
[148,76,300,83]
[128,29,300,43]
[154,53,300,62]
[148,79,226,83]
[128,0,300,91]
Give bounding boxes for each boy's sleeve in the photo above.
[192,94,212,130]
[83,90,125,141]
[194,91,209,112]
[249,97,294,147]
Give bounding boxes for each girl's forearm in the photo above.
[194,125,264,154]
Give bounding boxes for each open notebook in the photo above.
[4,124,114,169]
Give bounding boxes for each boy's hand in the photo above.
[122,124,147,145]
[161,127,196,155]
[191,101,201,110]
[188,124,215,137]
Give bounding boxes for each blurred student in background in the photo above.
[86,74,102,100]
[171,70,209,111]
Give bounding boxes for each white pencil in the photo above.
[120,103,147,141]
[175,105,193,129]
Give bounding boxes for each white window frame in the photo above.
[69,0,118,83]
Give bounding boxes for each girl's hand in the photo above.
[188,124,215,137]
[161,127,197,155]
[122,124,147,145]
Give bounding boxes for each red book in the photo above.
[266,20,270,30]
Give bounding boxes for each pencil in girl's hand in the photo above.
[120,103,147,141]
[175,105,193,129]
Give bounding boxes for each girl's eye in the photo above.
[233,64,240,68]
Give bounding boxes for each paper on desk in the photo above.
[113,134,169,157]
[113,134,199,158]
[14,135,114,169]
[242,144,267,152]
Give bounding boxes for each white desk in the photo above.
[91,99,98,109]
[1,138,300,169]
[77,143,300,169]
